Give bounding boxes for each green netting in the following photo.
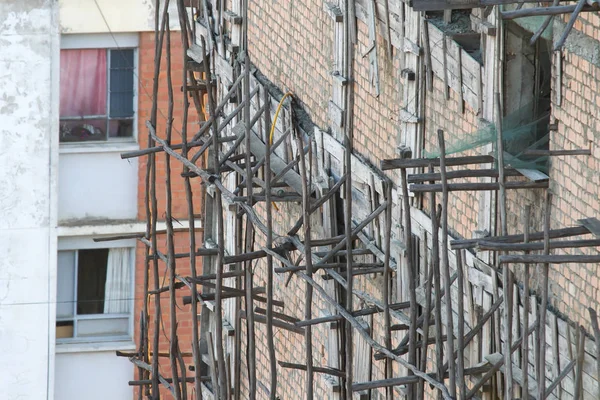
[425,103,550,173]
[425,16,553,174]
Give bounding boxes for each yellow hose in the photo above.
[269,92,294,145]
[267,92,293,212]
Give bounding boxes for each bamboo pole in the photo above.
[382,155,494,170]
[537,192,552,400]
[493,5,513,394]
[409,181,548,192]
[200,36,228,399]
[437,130,456,398]
[263,89,277,400]
[477,237,600,251]
[417,228,433,400]
[383,181,393,400]
[399,164,418,398]
[174,0,203,395]
[588,307,600,389]
[501,4,596,20]
[554,0,588,50]
[353,364,492,392]
[344,0,355,394]
[451,226,589,250]
[429,166,444,399]
[165,20,184,400]
[241,0,257,395]
[294,107,315,398]
[148,3,170,396]
[573,326,586,399]
[295,301,410,327]
[456,249,466,399]
[278,361,345,378]
[522,205,531,400]
[139,1,166,396]
[407,168,521,183]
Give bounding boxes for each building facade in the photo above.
[184,0,600,399]
[3,0,600,399]
[0,1,200,399]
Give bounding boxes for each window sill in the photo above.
[59,140,139,154]
[55,340,136,354]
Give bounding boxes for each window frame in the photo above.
[56,236,136,345]
[59,33,139,147]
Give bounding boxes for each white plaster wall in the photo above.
[59,0,181,34]
[58,151,138,222]
[55,351,133,400]
[0,1,59,399]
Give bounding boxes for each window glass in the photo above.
[57,251,75,319]
[56,247,132,342]
[59,48,135,143]
[77,249,108,315]
[109,49,135,119]
[60,49,107,118]
[77,317,129,337]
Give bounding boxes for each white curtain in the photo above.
[104,248,131,314]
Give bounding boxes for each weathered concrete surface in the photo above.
[0,1,59,399]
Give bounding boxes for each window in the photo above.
[59,48,136,142]
[503,22,552,157]
[56,247,133,341]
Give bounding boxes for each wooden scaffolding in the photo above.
[112,0,600,399]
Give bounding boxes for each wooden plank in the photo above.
[320,129,386,195]
[324,2,344,22]
[367,0,380,96]
[215,53,234,82]
[551,313,562,398]
[248,131,305,195]
[355,0,403,50]
[578,218,600,237]
[354,222,398,271]
[353,316,372,399]
[484,353,540,399]
[499,152,551,181]
[399,108,420,123]
[427,22,479,109]
[328,100,345,128]
[499,254,600,264]
[187,44,207,66]
[382,155,494,170]
[409,181,548,192]
[462,48,482,113]
[410,0,481,11]
[223,10,242,24]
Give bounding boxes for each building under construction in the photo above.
[121,0,600,399]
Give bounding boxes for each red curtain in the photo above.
[60,49,107,118]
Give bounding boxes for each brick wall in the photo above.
[548,34,600,331]
[248,0,333,128]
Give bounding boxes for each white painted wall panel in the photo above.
[55,351,133,400]
[0,228,54,400]
[58,151,138,221]
[0,2,59,400]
